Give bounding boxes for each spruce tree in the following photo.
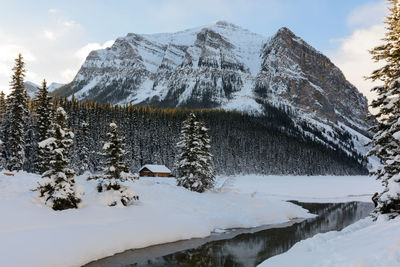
[0,91,6,120]
[0,91,7,169]
[36,107,82,210]
[4,54,28,171]
[176,113,214,192]
[88,122,138,206]
[23,90,37,172]
[367,0,400,219]
[75,121,91,175]
[0,139,5,170]
[197,121,215,189]
[35,79,53,174]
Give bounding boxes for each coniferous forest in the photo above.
[17,96,366,176]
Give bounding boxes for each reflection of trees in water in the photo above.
[221,240,264,266]
[138,202,372,267]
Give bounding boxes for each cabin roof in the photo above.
[139,164,171,173]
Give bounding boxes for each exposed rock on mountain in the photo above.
[255,27,369,134]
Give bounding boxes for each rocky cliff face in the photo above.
[55,21,372,156]
[255,27,369,133]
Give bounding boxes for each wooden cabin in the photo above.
[139,164,172,177]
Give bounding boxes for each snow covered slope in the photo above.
[48,82,64,92]
[55,21,372,158]
[24,81,40,98]
[24,81,64,98]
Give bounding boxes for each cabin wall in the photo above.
[139,170,154,177]
[139,169,170,177]
[156,173,170,177]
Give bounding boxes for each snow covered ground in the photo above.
[255,176,400,267]
[0,173,381,267]
[258,216,400,267]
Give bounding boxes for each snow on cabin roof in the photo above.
[139,164,171,173]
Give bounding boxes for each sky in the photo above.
[0,0,388,103]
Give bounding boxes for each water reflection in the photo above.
[84,202,373,267]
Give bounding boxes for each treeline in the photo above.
[51,96,368,176]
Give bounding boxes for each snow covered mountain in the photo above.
[24,81,64,98]
[24,81,41,98]
[55,21,372,159]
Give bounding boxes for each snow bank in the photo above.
[258,216,400,267]
[0,172,315,267]
[253,175,398,267]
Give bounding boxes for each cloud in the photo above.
[329,1,387,104]
[347,1,387,28]
[140,0,233,32]
[0,12,89,94]
[61,68,77,81]
[0,29,37,94]
[63,20,78,27]
[75,40,114,63]
[145,0,272,33]
[43,30,56,40]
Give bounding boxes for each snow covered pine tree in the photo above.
[3,54,28,171]
[367,0,400,219]
[35,79,53,174]
[176,113,214,193]
[23,89,37,173]
[88,122,138,206]
[0,91,6,118]
[197,121,215,189]
[74,121,91,175]
[0,91,7,169]
[36,107,82,210]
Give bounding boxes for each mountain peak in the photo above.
[276,27,295,36]
[272,27,299,43]
[269,26,315,53]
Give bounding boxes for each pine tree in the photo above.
[0,91,6,120]
[0,139,5,170]
[369,1,400,85]
[0,91,7,169]
[23,91,36,172]
[367,0,400,219]
[176,113,214,193]
[35,79,53,174]
[4,54,28,171]
[75,121,91,174]
[35,107,82,210]
[197,121,215,189]
[88,122,138,206]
